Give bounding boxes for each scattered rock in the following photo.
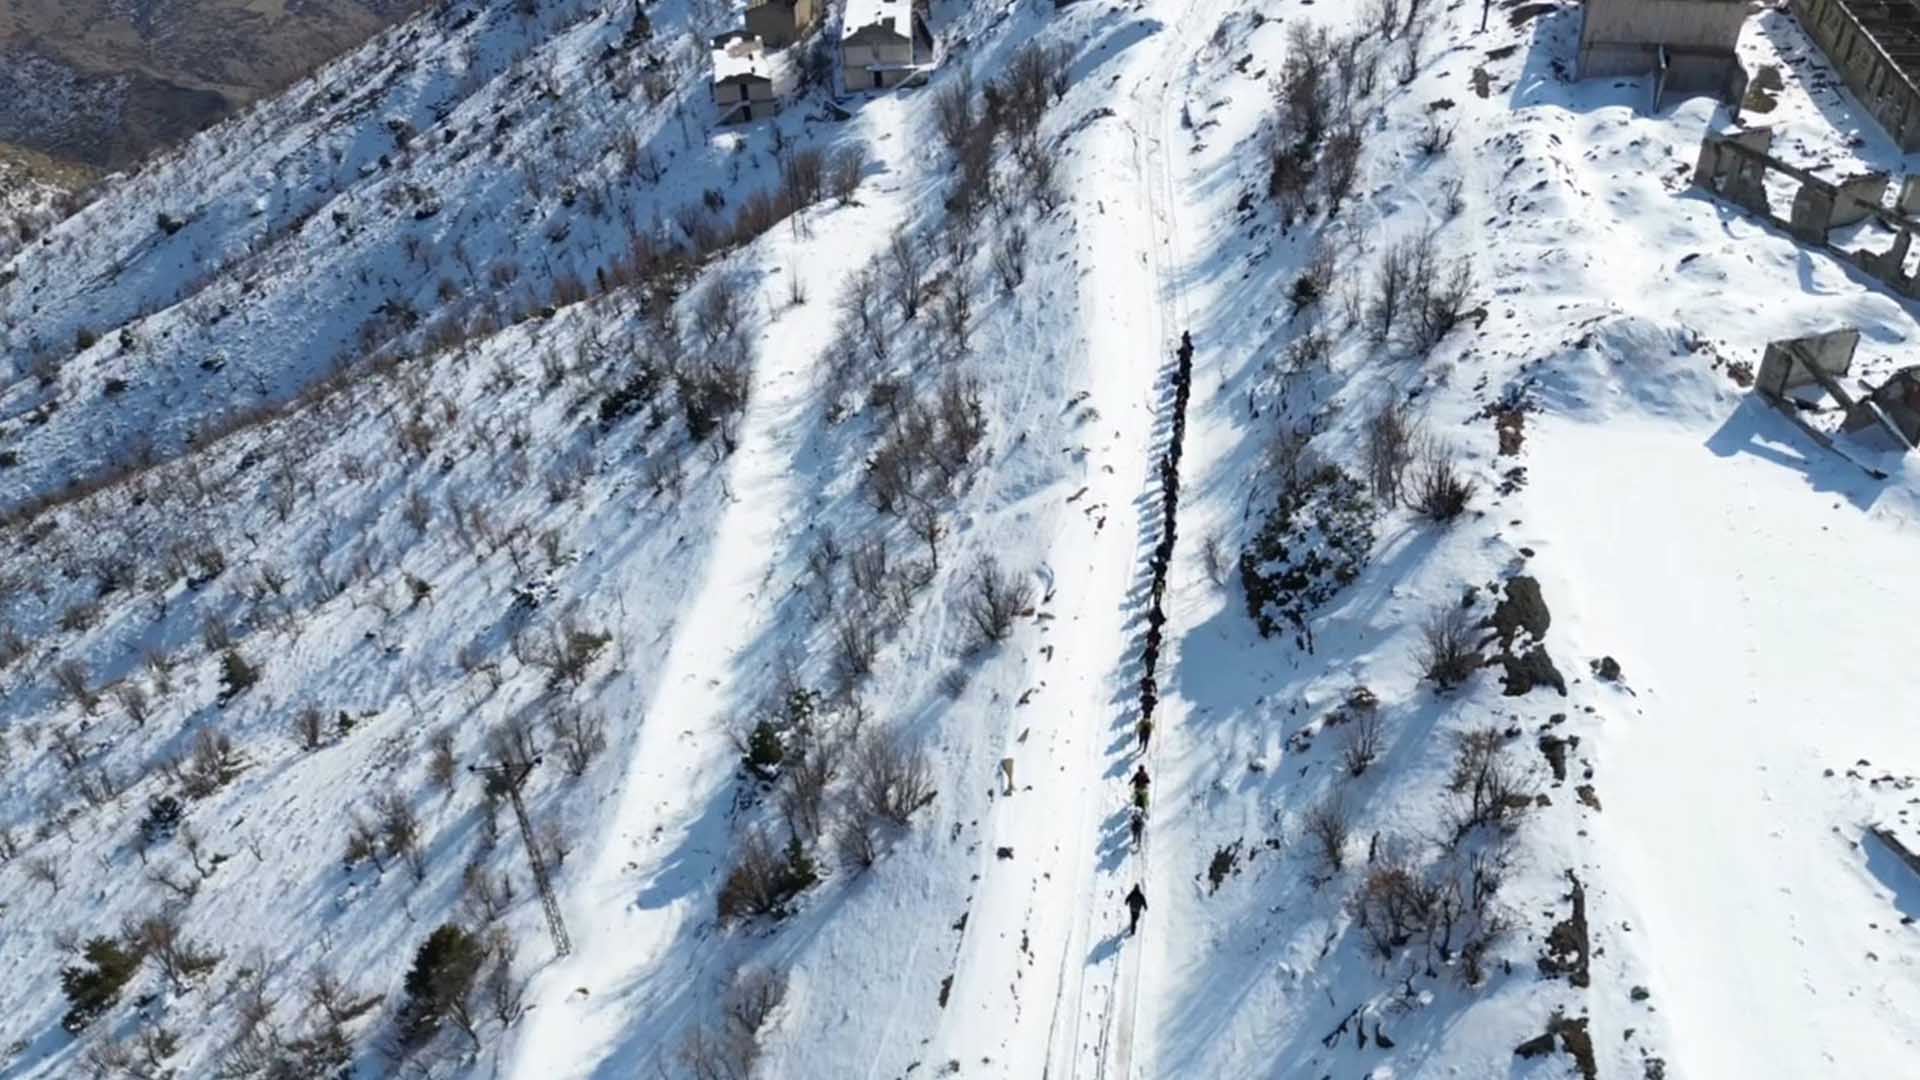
[1514,1011,1597,1080]
[1630,985,1651,1002]
[1539,870,1591,988]
[995,846,1014,860]
[1576,785,1602,812]
[1591,656,1622,682]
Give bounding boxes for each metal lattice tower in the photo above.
[473,757,572,958]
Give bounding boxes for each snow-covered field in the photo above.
[2,0,1918,1078]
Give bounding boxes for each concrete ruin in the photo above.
[1755,328,1919,454]
[1693,126,1920,298]
[1577,0,1752,111]
[1791,0,1920,152]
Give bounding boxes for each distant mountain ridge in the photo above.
[0,0,426,168]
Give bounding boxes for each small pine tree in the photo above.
[397,924,485,1046]
[744,720,784,780]
[139,795,184,846]
[60,936,143,1033]
[217,649,260,705]
[783,833,817,894]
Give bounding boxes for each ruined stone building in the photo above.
[1576,0,1752,109]
[1791,0,1920,151]
[1693,126,1920,298]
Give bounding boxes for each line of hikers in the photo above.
[1139,330,1194,731]
[1124,331,1192,944]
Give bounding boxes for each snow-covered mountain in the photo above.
[0,0,427,168]
[2,1,1918,1078]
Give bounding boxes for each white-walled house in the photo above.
[710,35,795,125]
[840,0,933,91]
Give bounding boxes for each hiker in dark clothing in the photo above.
[1137,718,1153,753]
[1131,764,1150,792]
[1129,810,1145,850]
[1125,883,1148,935]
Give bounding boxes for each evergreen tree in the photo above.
[397,924,486,1046]
[217,649,260,705]
[60,936,143,1033]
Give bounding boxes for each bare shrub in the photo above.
[933,69,977,153]
[716,828,813,920]
[53,659,99,714]
[1446,727,1536,841]
[114,682,151,727]
[293,707,327,751]
[848,729,935,826]
[886,232,924,320]
[376,792,426,882]
[550,704,608,777]
[1408,439,1475,521]
[1410,249,1474,352]
[833,607,880,682]
[1304,796,1350,874]
[828,145,868,204]
[183,729,240,797]
[780,147,827,208]
[125,908,221,992]
[26,854,62,893]
[1419,602,1480,691]
[1276,23,1333,143]
[1321,124,1364,212]
[1352,841,1440,959]
[834,809,880,871]
[1364,398,1419,507]
[428,728,458,791]
[965,556,1032,646]
[1166,530,1209,591]
[50,724,88,772]
[1341,707,1384,777]
[1367,238,1415,344]
[991,223,1028,293]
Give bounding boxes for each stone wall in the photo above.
[1791,0,1920,152]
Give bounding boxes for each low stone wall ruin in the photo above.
[1693,126,1920,300]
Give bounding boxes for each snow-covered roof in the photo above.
[712,36,772,84]
[843,0,913,42]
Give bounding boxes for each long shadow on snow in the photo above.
[1704,395,1888,510]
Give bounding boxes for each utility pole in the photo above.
[471,757,572,959]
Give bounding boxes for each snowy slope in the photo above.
[4,0,1920,1078]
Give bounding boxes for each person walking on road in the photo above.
[1125,883,1148,935]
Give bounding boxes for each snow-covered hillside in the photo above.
[3,0,1919,1078]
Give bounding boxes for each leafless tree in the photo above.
[965,556,1032,646]
[834,809,880,871]
[1304,795,1351,874]
[1446,727,1536,841]
[428,728,458,791]
[375,793,425,882]
[848,729,935,826]
[550,704,608,777]
[828,144,868,204]
[53,660,99,715]
[125,908,221,992]
[293,706,327,751]
[1419,601,1480,690]
[991,223,1029,292]
[1364,398,1418,507]
[49,723,88,771]
[934,68,977,153]
[887,233,924,320]
[26,853,62,893]
[1341,708,1385,777]
[114,682,152,727]
[1408,439,1475,522]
